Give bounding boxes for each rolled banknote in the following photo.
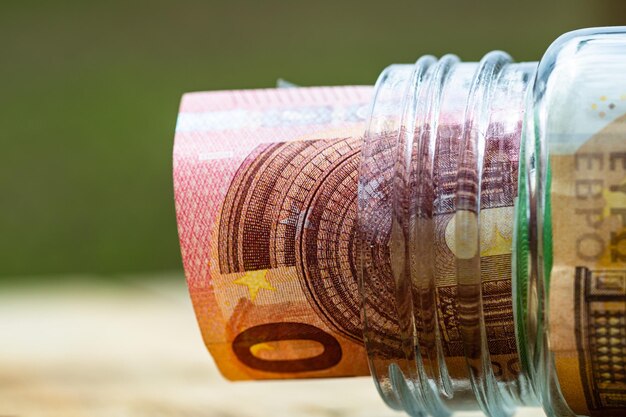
[548,107,626,416]
[174,87,374,379]
[172,84,626,416]
[173,84,523,384]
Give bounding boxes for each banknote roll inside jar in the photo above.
[357,27,626,417]
[173,26,626,417]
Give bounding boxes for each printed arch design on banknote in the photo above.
[575,267,626,413]
[217,137,400,353]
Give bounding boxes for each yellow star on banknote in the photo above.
[233,269,276,301]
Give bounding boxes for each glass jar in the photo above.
[357,27,626,417]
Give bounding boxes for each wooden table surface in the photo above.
[0,277,543,417]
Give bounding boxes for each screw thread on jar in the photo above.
[358,52,539,417]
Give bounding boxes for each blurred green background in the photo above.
[1,0,624,279]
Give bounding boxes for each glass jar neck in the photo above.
[357,54,538,417]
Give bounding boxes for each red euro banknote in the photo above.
[173,87,374,380]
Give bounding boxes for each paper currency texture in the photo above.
[172,84,625,417]
[174,87,374,379]
[549,112,626,416]
[173,85,523,383]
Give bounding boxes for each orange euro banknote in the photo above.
[173,87,374,380]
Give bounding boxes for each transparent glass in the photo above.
[357,27,626,417]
